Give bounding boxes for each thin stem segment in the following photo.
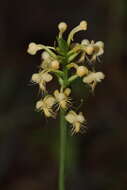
[59,109,67,190]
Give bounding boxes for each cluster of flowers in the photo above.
[27,21,105,134]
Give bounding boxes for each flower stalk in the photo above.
[59,109,67,190]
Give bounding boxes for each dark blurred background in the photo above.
[0,0,127,189]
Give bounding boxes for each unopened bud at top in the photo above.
[79,21,87,30]
[58,22,67,33]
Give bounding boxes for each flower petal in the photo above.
[65,111,77,124]
[43,73,53,82]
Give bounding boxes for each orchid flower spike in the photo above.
[28,20,105,135]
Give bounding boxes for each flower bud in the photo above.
[51,60,60,70]
[27,42,38,55]
[76,66,88,77]
[58,22,67,32]
[41,51,50,60]
[79,21,87,30]
[85,45,94,55]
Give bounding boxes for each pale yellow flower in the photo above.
[83,72,105,91]
[27,42,57,59]
[41,54,60,71]
[83,72,105,83]
[40,51,53,70]
[81,39,94,55]
[58,22,68,38]
[81,39,104,60]
[27,42,42,55]
[92,41,104,61]
[58,22,67,32]
[54,88,71,109]
[68,64,88,77]
[65,110,87,134]
[36,95,56,118]
[31,71,53,92]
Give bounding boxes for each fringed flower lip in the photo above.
[65,110,87,135]
[83,72,105,91]
[31,71,53,92]
[36,95,56,118]
[54,88,72,110]
[81,39,104,61]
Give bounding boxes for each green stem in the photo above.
[59,109,67,190]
